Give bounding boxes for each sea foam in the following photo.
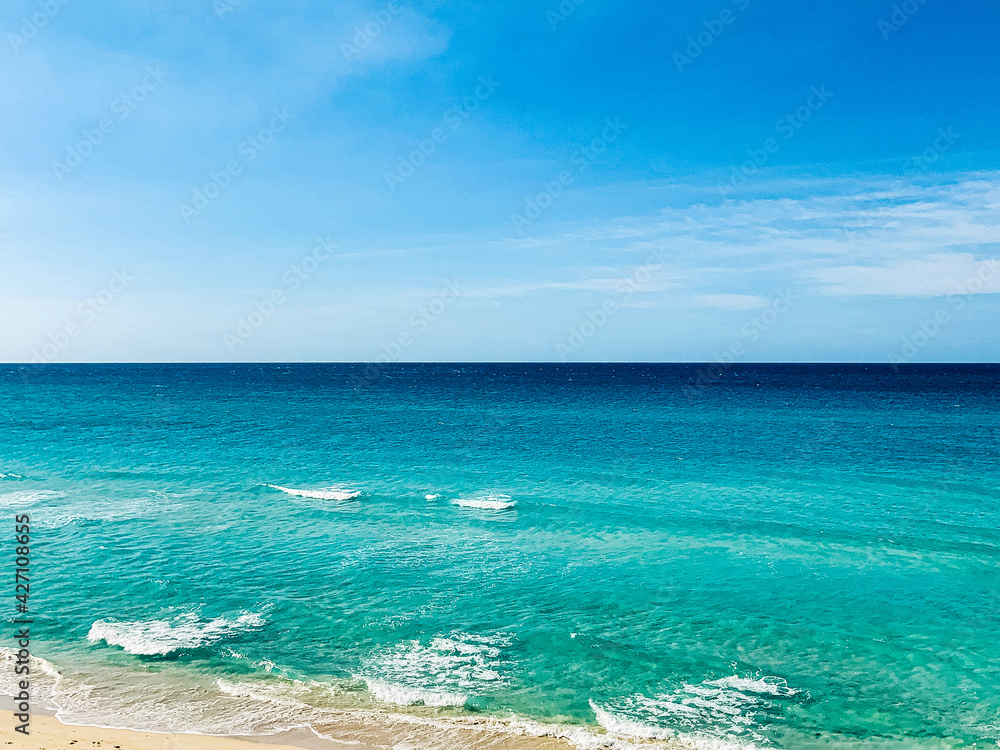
[453,494,516,510]
[365,678,468,707]
[267,484,361,501]
[0,489,65,508]
[704,674,799,697]
[589,700,767,750]
[88,611,267,655]
[359,633,511,708]
[590,700,677,740]
[589,672,804,748]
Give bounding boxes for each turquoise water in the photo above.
[1,364,998,750]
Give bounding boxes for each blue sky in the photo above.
[1,0,998,362]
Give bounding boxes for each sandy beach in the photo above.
[0,712,352,750]
[0,711,594,750]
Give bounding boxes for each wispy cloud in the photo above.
[482,172,1000,301]
[457,274,676,300]
[689,293,770,309]
[811,254,1000,297]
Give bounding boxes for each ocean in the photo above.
[1,363,998,750]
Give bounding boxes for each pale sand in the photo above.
[0,712,356,750]
[0,711,597,750]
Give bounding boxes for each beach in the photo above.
[0,711,315,750]
[0,710,595,750]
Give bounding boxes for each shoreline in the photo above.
[0,648,606,750]
[0,708,608,750]
[0,710,369,749]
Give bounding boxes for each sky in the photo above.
[1,0,998,363]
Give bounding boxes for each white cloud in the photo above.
[810,254,1000,297]
[457,274,676,300]
[492,172,1000,300]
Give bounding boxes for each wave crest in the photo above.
[453,494,516,510]
[359,633,511,708]
[88,611,267,655]
[590,672,804,746]
[590,700,676,741]
[267,484,361,501]
[365,679,468,707]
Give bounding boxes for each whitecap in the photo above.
[267,484,361,501]
[0,489,65,508]
[589,700,761,750]
[359,633,511,709]
[425,493,440,500]
[589,672,804,746]
[88,610,266,655]
[590,700,676,740]
[453,494,516,510]
[364,678,468,707]
[704,674,799,697]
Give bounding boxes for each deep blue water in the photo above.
[1,364,998,750]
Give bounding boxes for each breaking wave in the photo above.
[267,484,361,501]
[589,672,805,746]
[453,494,516,510]
[87,610,267,655]
[365,679,468,707]
[358,633,511,708]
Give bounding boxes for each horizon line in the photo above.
[4,362,998,367]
